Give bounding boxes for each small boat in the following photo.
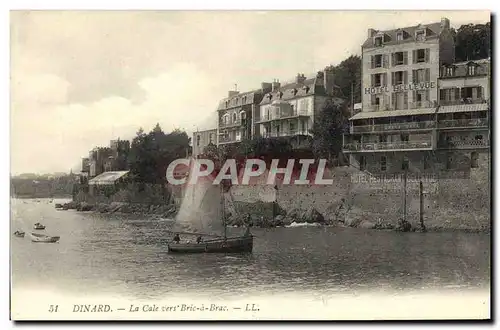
[168,179,253,254]
[33,223,46,230]
[30,233,60,243]
[13,231,25,238]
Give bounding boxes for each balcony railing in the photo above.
[439,98,488,106]
[218,135,241,144]
[343,140,433,152]
[437,118,489,129]
[256,110,309,123]
[409,100,434,109]
[351,120,435,133]
[261,130,311,138]
[438,139,489,149]
[219,120,242,128]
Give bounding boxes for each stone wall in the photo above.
[230,152,490,230]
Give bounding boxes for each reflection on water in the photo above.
[11,198,490,300]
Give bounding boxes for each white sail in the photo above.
[172,179,225,237]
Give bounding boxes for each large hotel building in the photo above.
[343,18,490,177]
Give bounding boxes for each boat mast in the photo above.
[221,183,227,239]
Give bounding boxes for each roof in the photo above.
[259,77,324,105]
[88,171,129,185]
[440,58,490,78]
[349,108,437,120]
[216,89,263,111]
[362,22,442,49]
[438,103,489,114]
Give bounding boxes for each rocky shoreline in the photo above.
[56,201,490,233]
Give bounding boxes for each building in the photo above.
[88,147,112,178]
[217,83,272,146]
[343,18,472,175]
[255,68,344,149]
[192,128,217,158]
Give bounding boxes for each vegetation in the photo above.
[452,22,491,62]
[11,173,77,198]
[127,123,191,184]
[311,98,350,165]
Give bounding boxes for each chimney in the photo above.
[367,28,376,38]
[315,71,325,85]
[271,79,281,92]
[228,91,239,98]
[261,82,272,93]
[295,73,306,84]
[440,17,450,30]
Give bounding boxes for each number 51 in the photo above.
[48,305,59,313]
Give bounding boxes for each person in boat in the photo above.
[173,233,180,244]
[196,236,203,244]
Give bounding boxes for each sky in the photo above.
[10,10,490,175]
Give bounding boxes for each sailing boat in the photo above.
[167,178,253,254]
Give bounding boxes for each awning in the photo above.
[438,103,489,114]
[349,108,437,120]
[88,171,129,185]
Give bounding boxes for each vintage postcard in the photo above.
[9,9,491,321]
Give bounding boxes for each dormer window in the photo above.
[396,32,404,41]
[374,36,383,47]
[240,110,246,120]
[291,88,298,95]
[277,91,283,99]
[267,93,272,100]
[445,66,455,76]
[468,64,477,76]
[415,30,425,41]
[242,96,247,104]
[303,86,310,93]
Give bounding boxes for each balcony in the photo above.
[219,120,242,129]
[261,129,312,138]
[351,120,435,133]
[343,140,433,153]
[218,134,242,144]
[256,110,309,123]
[439,98,488,106]
[437,118,489,129]
[409,100,434,109]
[438,139,490,150]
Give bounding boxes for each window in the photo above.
[413,69,426,83]
[360,156,366,171]
[471,152,479,168]
[381,156,387,171]
[240,111,246,120]
[196,135,200,147]
[446,67,454,76]
[209,133,214,144]
[374,54,383,68]
[374,37,383,47]
[397,32,403,41]
[475,134,483,140]
[402,157,409,170]
[401,134,409,142]
[416,49,426,62]
[242,96,247,104]
[446,153,452,170]
[394,52,404,65]
[373,73,382,87]
[424,155,430,170]
[415,30,425,41]
[468,65,476,76]
[379,134,387,143]
[394,71,404,84]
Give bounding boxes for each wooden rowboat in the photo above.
[168,235,253,253]
[30,232,60,243]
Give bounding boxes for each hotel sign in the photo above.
[365,82,436,94]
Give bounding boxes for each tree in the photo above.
[128,126,191,184]
[452,23,491,62]
[311,98,349,166]
[328,55,362,105]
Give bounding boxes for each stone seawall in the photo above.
[231,153,490,231]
